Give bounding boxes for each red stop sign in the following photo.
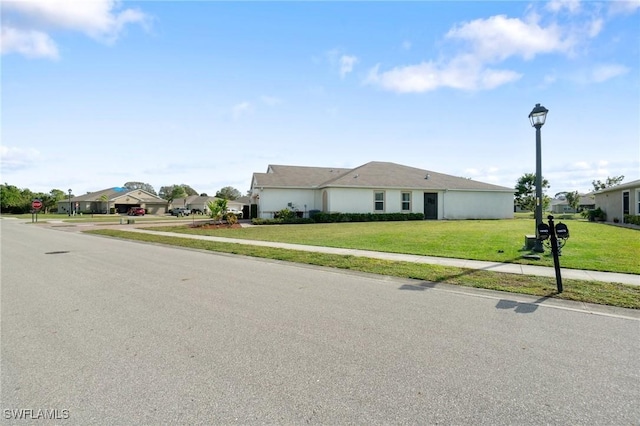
[32,200,43,210]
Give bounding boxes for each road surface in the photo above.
[1,219,638,424]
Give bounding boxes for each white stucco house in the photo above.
[249,161,514,220]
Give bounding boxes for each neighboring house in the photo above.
[250,161,514,220]
[550,194,595,214]
[594,179,640,223]
[57,187,168,215]
[172,195,248,215]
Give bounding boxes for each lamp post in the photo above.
[529,103,549,253]
[68,189,72,217]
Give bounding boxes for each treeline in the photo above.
[1,184,68,214]
[1,182,247,214]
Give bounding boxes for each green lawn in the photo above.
[85,228,640,309]
[3,213,191,223]
[143,218,640,274]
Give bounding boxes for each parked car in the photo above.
[127,207,145,216]
[171,207,190,217]
[226,208,243,219]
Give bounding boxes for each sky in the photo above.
[2,0,639,198]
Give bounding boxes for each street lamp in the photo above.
[68,189,72,217]
[529,103,549,253]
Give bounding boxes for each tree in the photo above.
[592,175,624,191]
[1,183,24,213]
[159,184,198,200]
[207,198,227,223]
[564,191,580,212]
[123,182,157,195]
[514,173,550,212]
[215,186,241,200]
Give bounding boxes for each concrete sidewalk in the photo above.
[125,228,640,286]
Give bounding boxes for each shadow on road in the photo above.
[495,295,554,314]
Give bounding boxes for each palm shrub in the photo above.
[207,199,228,224]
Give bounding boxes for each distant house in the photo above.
[57,187,168,215]
[250,161,514,220]
[550,193,596,214]
[594,179,640,223]
[172,195,249,215]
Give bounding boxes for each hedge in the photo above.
[252,212,424,225]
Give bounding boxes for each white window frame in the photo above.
[401,192,411,211]
[374,191,385,212]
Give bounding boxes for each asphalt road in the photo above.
[1,219,639,425]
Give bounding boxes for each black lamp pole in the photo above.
[68,189,72,217]
[529,103,548,253]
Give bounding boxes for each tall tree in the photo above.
[0,183,23,212]
[564,191,580,212]
[592,175,624,191]
[123,182,157,195]
[514,173,550,212]
[160,184,197,200]
[215,186,241,200]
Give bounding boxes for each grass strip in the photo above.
[85,229,640,309]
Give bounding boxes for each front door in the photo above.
[424,193,438,219]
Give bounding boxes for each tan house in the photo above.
[250,161,514,220]
[550,193,595,214]
[58,187,168,215]
[172,195,248,215]
[594,179,640,223]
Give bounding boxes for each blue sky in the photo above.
[2,0,639,198]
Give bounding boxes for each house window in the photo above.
[622,191,629,215]
[401,192,411,211]
[374,191,385,212]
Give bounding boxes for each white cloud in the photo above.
[365,3,630,94]
[590,64,629,83]
[546,0,582,14]
[325,49,358,78]
[0,146,42,171]
[445,14,573,62]
[339,54,358,78]
[365,57,521,93]
[0,26,59,59]
[608,1,640,16]
[1,0,150,59]
[232,102,252,119]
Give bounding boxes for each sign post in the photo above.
[31,199,43,223]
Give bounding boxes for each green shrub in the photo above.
[623,214,640,226]
[583,208,606,222]
[311,212,424,223]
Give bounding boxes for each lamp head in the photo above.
[529,103,548,127]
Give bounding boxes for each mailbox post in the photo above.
[537,214,569,293]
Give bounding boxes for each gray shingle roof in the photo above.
[70,187,166,203]
[253,165,351,188]
[253,161,512,192]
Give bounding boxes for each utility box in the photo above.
[524,235,537,250]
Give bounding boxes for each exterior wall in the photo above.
[326,188,425,214]
[145,205,167,215]
[442,191,513,219]
[256,188,317,218]
[595,186,640,222]
[255,187,514,219]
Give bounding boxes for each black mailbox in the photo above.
[556,223,569,239]
[537,223,550,240]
